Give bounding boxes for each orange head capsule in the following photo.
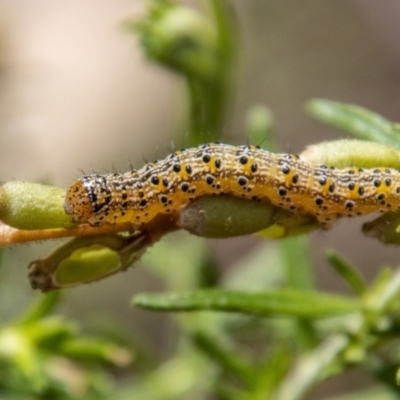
[64,179,95,224]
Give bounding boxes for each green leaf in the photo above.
[306,99,400,147]
[59,338,132,367]
[275,335,349,400]
[326,250,367,296]
[15,292,62,325]
[133,289,361,318]
[279,236,314,290]
[364,267,400,313]
[192,331,255,386]
[247,347,291,399]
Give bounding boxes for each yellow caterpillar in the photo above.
[64,143,400,228]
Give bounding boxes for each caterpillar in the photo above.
[64,142,400,229]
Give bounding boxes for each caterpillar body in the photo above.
[64,143,400,229]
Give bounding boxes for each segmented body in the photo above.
[64,143,400,228]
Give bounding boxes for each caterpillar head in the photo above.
[64,179,95,224]
[65,174,114,226]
